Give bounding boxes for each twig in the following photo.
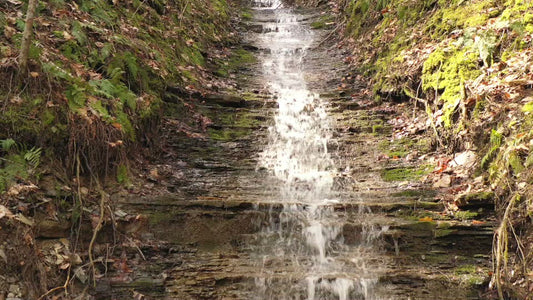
[317,20,346,47]
[493,194,518,300]
[178,0,190,28]
[37,265,71,300]
[126,236,146,261]
[89,187,106,287]
[132,0,148,16]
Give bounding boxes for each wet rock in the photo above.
[455,191,494,209]
[204,94,247,108]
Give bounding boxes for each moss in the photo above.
[481,129,503,169]
[116,164,130,185]
[422,46,482,127]
[148,211,173,225]
[401,220,437,232]
[380,166,431,182]
[311,15,334,29]
[454,210,479,220]
[372,124,384,134]
[378,137,429,158]
[435,228,455,238]
[454,264,477,275]
[464,191,494,202]
[0,154,29,192]
[391,189,438,198]
[508,151,525,175]
[216,48,256,77]
[241,11,253,21]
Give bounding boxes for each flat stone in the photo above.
[449,151,476,168]
[433,174,452,188]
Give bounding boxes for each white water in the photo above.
[252,1,385,299]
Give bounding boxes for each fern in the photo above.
[72,21,88,46]
[100,43,114,60]
[23,147,42,168]
[123,51,139,79]
[66,83,87,111]
[107,67,125,84]
[90,79,137,111]
[89,99,112,120]
[0,139,16,152]
[42,62,73,81]
[90,79,115,99]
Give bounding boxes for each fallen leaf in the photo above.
[472,220,485,225]
[30,72,39,78]
[0,205,14,220]
[15,214,35,226]
[63,31,73,40]
[4,26,16,39]
[419,216,433,222]
[10,95,23,104]
[0,249,7,263]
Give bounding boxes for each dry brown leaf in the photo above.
[4,26,16,39]
[0,205,14,220]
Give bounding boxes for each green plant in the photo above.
[0,139,42,192]
[481,129,503,169]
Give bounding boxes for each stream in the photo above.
[252,0,384,298]
[107,1,495,299]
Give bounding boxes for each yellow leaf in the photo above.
[419,216,433,222]
[30,72,39,78]
[63,31,73,40]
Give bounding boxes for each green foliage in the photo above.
[66,83,87,111]
[0,140,42,192]
[115,111,135,140]
[422,46,482,127]
[454,210,479,220]
[80,0,118,26]
[1,139,16,151]
[72,21,88,46]
[116,164,130,185]
[42,62,73,81]
[216,48,256,77]
[60,40,83,60]
[15,19,25,32]
[508,151,525,175]
[380,166,431,182]
[241,11,253,20]
[481,129,503,169]
[311,15,334,30]
[521,101,533,113]
[90,79,137,111]
[23,147,42,168]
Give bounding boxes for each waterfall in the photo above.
[252,1,385,299]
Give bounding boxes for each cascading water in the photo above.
[251,1,387,299]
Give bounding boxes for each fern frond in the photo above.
[24,147,42,168]
[0,139,16,152]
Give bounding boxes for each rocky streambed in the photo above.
[100,3,495,300]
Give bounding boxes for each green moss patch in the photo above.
[380,166,431,182]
